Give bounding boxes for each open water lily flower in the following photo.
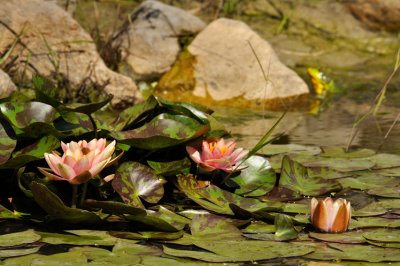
[186,138,248,172]
[39,138,119,185]
[311,197,351,233]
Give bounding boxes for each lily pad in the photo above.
[30,182,101,225]
[82,199,147,216]
[112,239,163,256]
[309,231,367,244]
[261,144,321,156]
[0,247,40,259]
[367,185,400,198]
[163,245,233,263]
[278,155,342,197]
[301,157,375,172]
[369,153,400,169]
[148,206,191,231]
[147,158,191,176]
[363,228,400,243]
[36,230,118,246]
[350,217,400,229]
[320,147,375,158]
[111,114,209,150]
[0,122,16,165]
[0,229,41,247]
[339,173,399,191]
[241,221,276,234]
[273,214,298,241]
[110,230,183,241]
[231,155,276,196]
[112,161,166,208]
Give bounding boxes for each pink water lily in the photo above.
[311,197,351,233]
[39,138,119,185]
[186,138,248,172]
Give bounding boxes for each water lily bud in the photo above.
[186,138,248,173]
[39,138,120,185]
[310,197,351,233]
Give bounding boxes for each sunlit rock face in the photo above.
[346,0,400,32]
[0,0,142,107]
[158,18,309,108]
[108,0,206,81]
[0,69,16,98]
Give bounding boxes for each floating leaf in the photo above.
[320,147,375,158]
[111,114,209,150]
[0,247,40,259]
[309,231,367,244]
[350,217,400,229]
[278,155,342,197]
[163,245,233,263]
[125,211,180,232]
[0,229,41,247]
[158,97,211,124]
[110,230,183,241]
[305,243,400,262]
[148,206,191,231]
[37,230,117,246]
[301,157,375,172]
[177,174,282,216]
[63,94,113,115]
[82,199,147,216]
[242,221,276,234]
[0,204,21,219]
[0,122,16,165]
[367,185,400,198]
[113,161,166,208]
[274,214,298,241]
[147,158,191,176]
[113,239,163,256]
[363,228,400,243]
[231,155,276,196]
[119,95,159,129]
[339,173,399,191]
[307,167,353,180]
[260,144,321,156]
[1,135,60,169]
[30,182,101,225]
[369,153,400,169]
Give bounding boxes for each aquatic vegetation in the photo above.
[186,138,248,172]
[311,197,351,233]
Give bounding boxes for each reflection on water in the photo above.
[214,98,400,154]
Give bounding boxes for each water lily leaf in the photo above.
[30,182,101,225]
[0,246,40,259]
[177,174,282,216]
[0,122,16,165]
[339,173,399,191]
[0,204,21,219]
[367,240,400,249]
[28,249,88,265]
[158,97,211,124]
[0,229,41,247]
[374,167,400,176]
[0,101,57,129]
[110,114,209,150]
[82,199,147,216]
[309,231,367,244]
[113,239,163,256]
[68,246,113,262]
[113,161,166,208]
[57,111,93,133]
[148,206,191,231]
[192,240,315,262]
[305,243,400,262]
[307,167,353,180]
[353,201,388,217]
[282,201,310,214]
[63,94,113,114]
[110,230,183,241]
[363,228,400,243]
[1,135,60,169]
[369,153,400,169]
[125,211,180,232]
[350,217,400,229]
[147,158,191,176]
[274,214,298,241]
[366,185,400,198]
[231,155,276,196]
[242,221,276,234]
[260,144,321,156]
[119,95,159,129]
[301,157,375,172]
[36,230,117,246]
[320,147,375,158]
[376,199,400,209]
[278,155,342,197]
[163,245,233,263]
[190,213,243,241]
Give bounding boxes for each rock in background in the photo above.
[107,0,206,81]
[159,18,309,107]
[0,69,17,98]
[0,0,142,107]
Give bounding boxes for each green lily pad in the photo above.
[282,201,310,214]
[0,246,40,259]
[363,228,400,243]
[231,155,276,196]
[367,185,400,198]
[148,206,191,231]
[30,182,101,225]
[278,155,342,197]
[36,230,118,246]
[274,214,298,241]
[320,147,375,158]
[0,204,21,219]
[366,240,400,249]
[0,229,41,247]
[112,239,163,256]
[309,231,367,244]
[369,153,400,169]
[307,167,353,180]
[112,161,166,208]
[82,199,147,216]
[111,114,209,150]
[305,243,400,262]
[301,157,375,172]
[353,201,388,217]
[261,144,321,156]
[1,135,60,169]
[63,94,113,115]
[163,245,233,263]
[119,95,159,129]
[177,174,282,216]
[339,173,399,191]
[125,210,181,232]
[110,230,183,241]
[0,122,16,165]
[350,217,400,229]
[373,167,400,176]
[147,158,191,176]
[241,221,276,234]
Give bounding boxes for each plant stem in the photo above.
[71,185,78,208]
[88,114,98,138]
[79,182,88,207]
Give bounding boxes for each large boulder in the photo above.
[0,0,142,107]
[346,0,400,32]
[0,69,17,98]
[159,18,309,108]
[107,0,206,81]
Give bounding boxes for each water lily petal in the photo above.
[311,199,329,232]
[89,158,110,177]
[92,141,115,166]
[186,146,202,164]
[38,167,68,182]
[73,156,90,176]
[69,170,92,185]
[44,153,63,176]
[56,163,77,180]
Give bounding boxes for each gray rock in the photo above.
[0,0,142,107]
[0,69,17,98]
[187,18,309,102]
[346,0,400,32]
[108,0,206,81]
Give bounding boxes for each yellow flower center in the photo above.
[208,142,227,154]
